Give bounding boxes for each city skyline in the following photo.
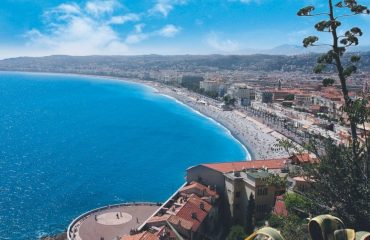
[1,0,370,58]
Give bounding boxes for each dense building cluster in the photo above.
[121,155,315,240]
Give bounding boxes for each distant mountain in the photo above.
[238,44,370,56]
[264,44,370,55]
[0,52,369,74]
[263,44,327,55]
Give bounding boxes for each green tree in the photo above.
[280,214,310,240]
[297,0,369,155]
[223,94,236,106]
[226,225,247,240]
[268,214,310,240]
[284,94,295,101]
[296,0,370,230]
[303,139,370,230]
[245,193,255,235]
[284,193,312,214]
[267,173,288,190]
[268,214,285,229]
[322,78,335,87]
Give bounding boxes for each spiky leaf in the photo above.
[317,51,336,64]
[336,1,343,7]
[314,64,326,73]
[351,27,363,36]
[350,4,370,14]
[323,78,335,87]
[303,36,319,47]
[297,6,315,16]
[343,65,357,77]
[350,55,361,62]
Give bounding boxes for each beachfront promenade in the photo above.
[67,202,160,240]
[143,81,290,160]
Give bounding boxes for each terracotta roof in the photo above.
[168,215,193,231]
[180,181,218,198]
[268,89,302,94]
[174,194,212,232]
[156,226,177,239]
[289,153,318,164]
[146,214,171,224]
[202,159,288,173]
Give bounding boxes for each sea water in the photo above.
[0,72,247,239]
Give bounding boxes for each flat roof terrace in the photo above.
[68,202,160,240]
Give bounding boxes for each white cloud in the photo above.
[20,0,184,56]
[126,24,181,44]
[157,24,181,37]
[125,33,149,44]
[57,3,81,15]
[125,23,148,44]
[109,13,140,24]
[135,24,145,33]
[25,1,129,55]
[150,2,173,17]
[149,0,188,17]
[206,32,239,52]
[85,0,118,16]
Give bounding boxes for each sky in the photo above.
[0,0,369,58]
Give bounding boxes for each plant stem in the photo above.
[328,0,358,157]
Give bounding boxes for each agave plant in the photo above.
[245,215,370,240]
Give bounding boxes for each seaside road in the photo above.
[70,204,159,240]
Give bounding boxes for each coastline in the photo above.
[0,70,289,160]
[142,82,288,160]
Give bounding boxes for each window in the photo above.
[256,204,268,213]
[257,187,268,196]
[235,191,241,198]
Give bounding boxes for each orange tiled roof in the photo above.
[146,214,171,224]
[289,153,318,164]
[157,226,177,239]
[174,194,212,232]
[180,181,218,198]
[202,159,288,173]
[168,215,193,231]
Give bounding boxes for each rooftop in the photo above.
[289,153,318,164]
[179,181,219,199]
[201,158,288,173]
[247,170,271,179]
[174,194,212,232]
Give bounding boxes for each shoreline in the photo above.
[1,70,289,160]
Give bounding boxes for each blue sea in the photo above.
[0,72,248,239]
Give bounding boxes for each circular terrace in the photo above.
[67,202,160,240]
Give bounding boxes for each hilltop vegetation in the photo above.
[0,53,369,74]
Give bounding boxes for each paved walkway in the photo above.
[69,204,159,240]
